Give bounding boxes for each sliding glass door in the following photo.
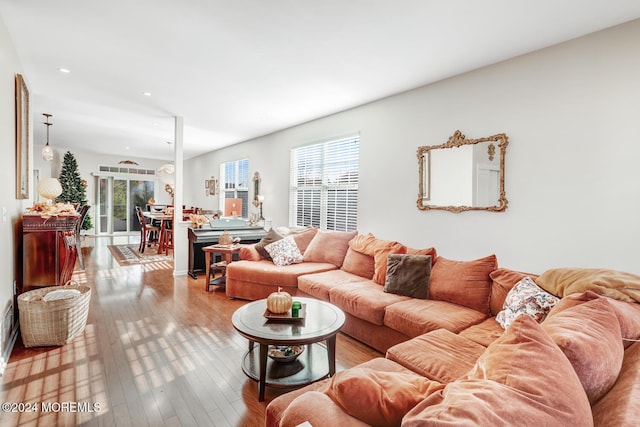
[96,176,155,234]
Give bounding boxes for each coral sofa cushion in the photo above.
[341,247,375,279]
[298,269,369,301]
[372,243,406,285]
[347,232,377,254]
[280,391,369,427]
[238,244,262,261]
[536,267,640,303]
[458,317,504,347]
[383,254,432,299]
[405,246,437,265]
[303,230,357,267]
[402,315,593,427]
[428,255,497,315]
[254,228,283,261]
[383,298,487,338]
[591,342,640,427]
[386,329,486,383]
[329,282,410,325]
[324,367,444,427]
[542,297,624,404]
[290,227,318,254]
[551,291,640,347]
[266,357,413,427]
[495,276,559,329]
[489,268,539,316]
[347,233,406,284]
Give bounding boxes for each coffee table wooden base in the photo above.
[242,342,331,400]
[231,298,345,402]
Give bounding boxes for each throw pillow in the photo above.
[324,367,444,427]
[280,391,370,427]
[238,244,262,261]
[290,227,318,255]
[536,267,640,303]
[383,254,432,299]
[372,242,406,285]
[303,230,357,267]
[550,290,640,347]
[489,268,539,316]
[254,228,283,261]
[403,315,593,427]
[341,248,375,279]
[428,255,497,315]
[264,235,304,267]
[542,297,624,404]
[495,277,559,329]
[348,232,377,254]
[404,245,437,262]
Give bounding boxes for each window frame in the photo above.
[220,158,249,218]
[289,135,360,231]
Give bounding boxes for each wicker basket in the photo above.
[18,283,91,347]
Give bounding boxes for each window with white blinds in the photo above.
[220,158,249,217]
[289,135,359,231]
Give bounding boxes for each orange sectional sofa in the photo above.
[225,228,640,425]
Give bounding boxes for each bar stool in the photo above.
[159,218,174,255]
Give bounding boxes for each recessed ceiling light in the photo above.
[125,146,130,150]
[58,67,71,73]
[142,92,152,96]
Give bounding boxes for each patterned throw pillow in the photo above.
[265,235,304,267]
[496,277,559,329]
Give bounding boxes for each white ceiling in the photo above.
[1,1,640,161]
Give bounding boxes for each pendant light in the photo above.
[158,141,175,174]
[41,113,54,161]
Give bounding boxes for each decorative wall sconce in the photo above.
[205,177,219,196]
[252,171,262,207]
[41,113,54,162]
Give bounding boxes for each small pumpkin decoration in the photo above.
[267,287,293,314]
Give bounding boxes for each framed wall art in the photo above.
[15,73,29,199]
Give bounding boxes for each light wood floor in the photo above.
[0,236,381,427]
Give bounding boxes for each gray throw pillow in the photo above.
[384,254,432,299]
[254,228,283,260]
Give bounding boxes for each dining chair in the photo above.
[75,204,90,269]
[135,206,161,253]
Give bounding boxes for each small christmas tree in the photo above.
[57,151,93,230]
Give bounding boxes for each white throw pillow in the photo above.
[496,277,559,329]
[265,235,304,267]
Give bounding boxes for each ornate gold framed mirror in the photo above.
[417,130,509,212]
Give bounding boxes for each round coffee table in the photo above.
[231,297,345,401]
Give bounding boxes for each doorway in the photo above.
[96,176,155,234]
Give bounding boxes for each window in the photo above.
[220,158,249,217]
[289,135,359,231]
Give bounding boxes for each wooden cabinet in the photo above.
[22,214,78,291]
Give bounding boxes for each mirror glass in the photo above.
[418,130,508,212]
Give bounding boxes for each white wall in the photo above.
[0,14,30,364]
[185,19,640,275]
